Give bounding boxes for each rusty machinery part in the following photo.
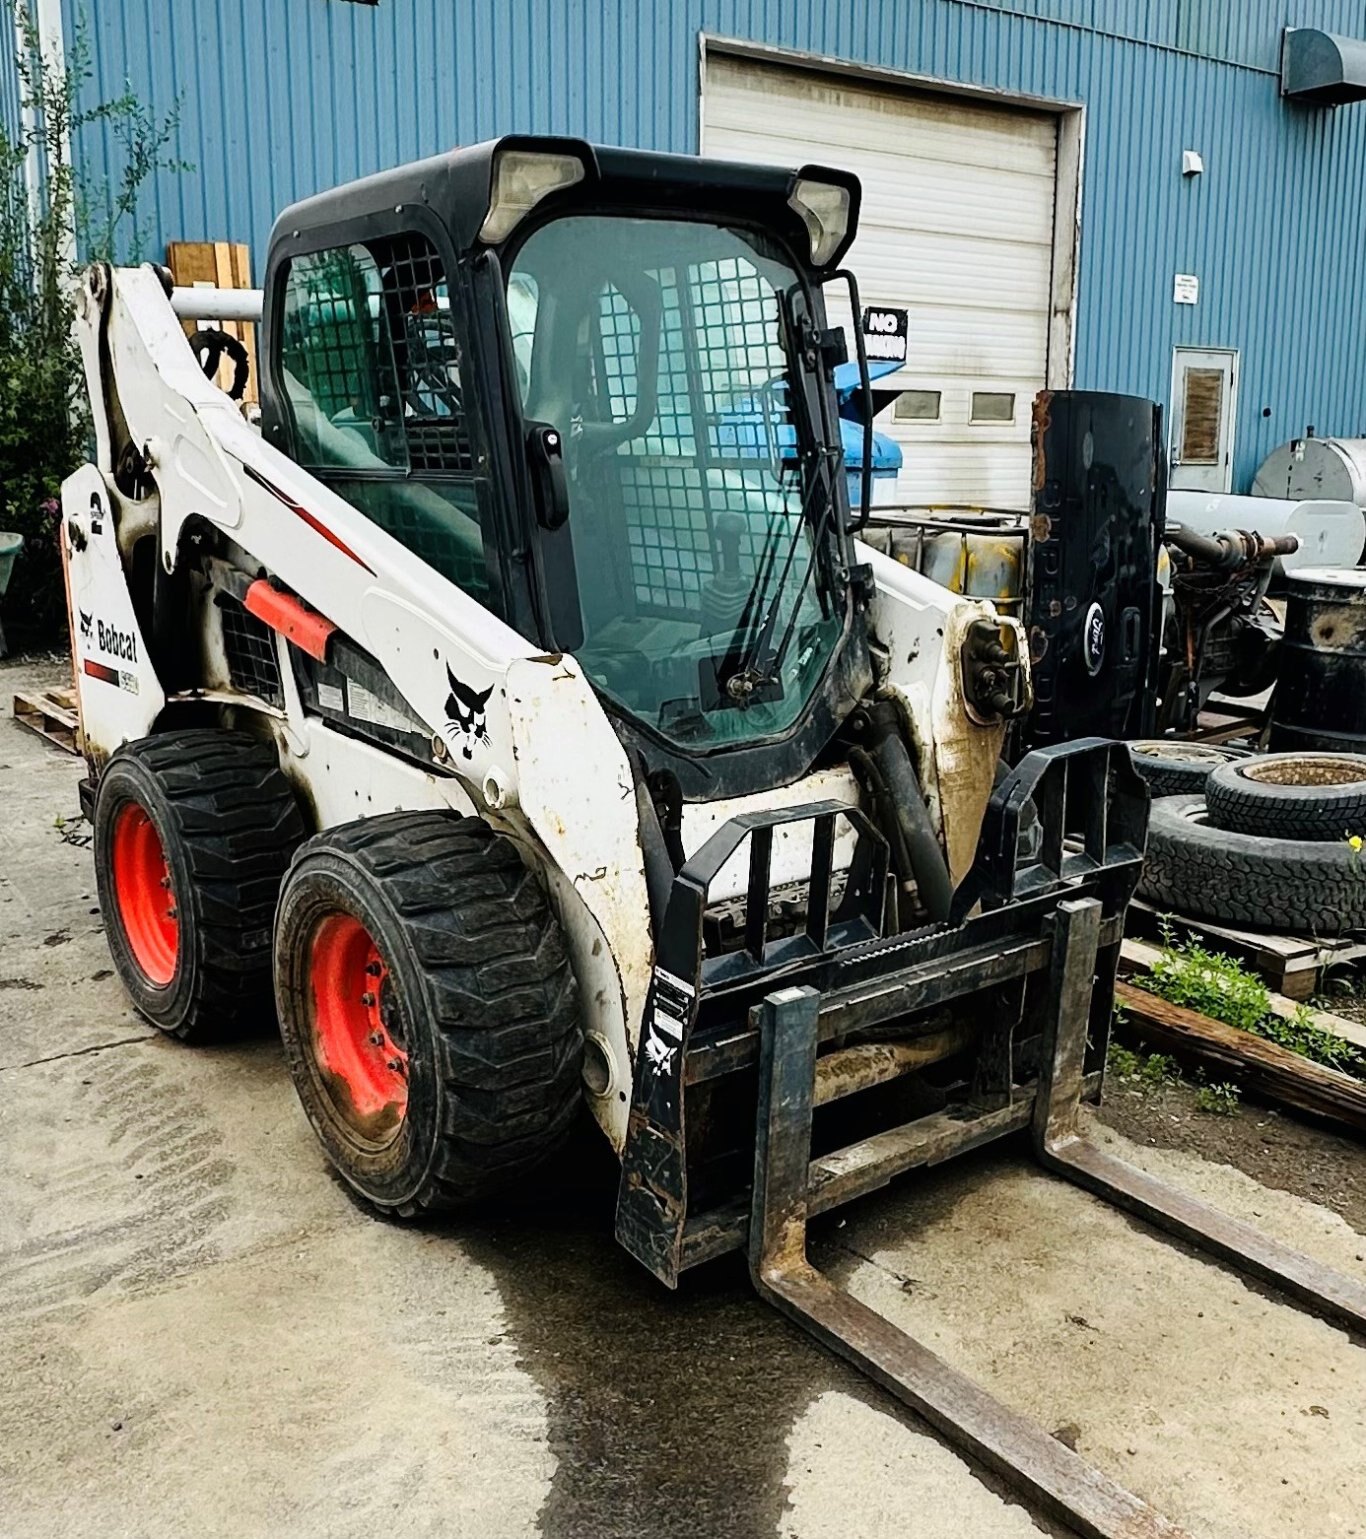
[1138,793,1366,934]
[1204,751,1366,842]
[1165,523,1300,571]
[1126,738,1250,799]
[961,615,1029,721]
[1271,565,1366,754]
[1160,526,1298,734]
[92,730,305,1042]
[186,327,252,401]
[273,811,581,1213]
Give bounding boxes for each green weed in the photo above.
[1194,1082,1240,1116]
[1142,920,1364,1079]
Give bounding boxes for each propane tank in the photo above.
[1253,435,1366,510]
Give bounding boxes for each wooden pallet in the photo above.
[1126,896,1366,1001]
[11,687,81,754]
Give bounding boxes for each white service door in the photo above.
[702,54,1060,509]
[1169,347,1237,492]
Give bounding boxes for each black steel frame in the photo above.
[615,737,1366,1539]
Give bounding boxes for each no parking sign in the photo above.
[861,306,908,363]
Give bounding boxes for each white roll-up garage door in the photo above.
[702,53,1062,510]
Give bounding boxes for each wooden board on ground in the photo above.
[12,687,80,754]
[1114,978,1366,1135]
[1126,896,1366,1001]
[1119,937,1366,1054]
[165,240,258,404]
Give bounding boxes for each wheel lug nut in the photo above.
[386,1059,402,1073]
[360,991,376,1007]
[166,907,177,920]
[365,961,382,976]
[368,1031,384,1046]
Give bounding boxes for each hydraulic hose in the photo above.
[849,706,954,924]
[633,771,676,946]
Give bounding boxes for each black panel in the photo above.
[1022,391,1164,749]
[292,634,441,770]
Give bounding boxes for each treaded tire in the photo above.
[93,730,307,1042]
[1127,739,1250,798]
[1204,752,1366,842]
[1136,794,1366,934]
[273,810,582,1214]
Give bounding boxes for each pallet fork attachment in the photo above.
[749,901,1366,1539]
[618,739,1366,1539]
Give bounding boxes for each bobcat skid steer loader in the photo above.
[63,137,1364,1539]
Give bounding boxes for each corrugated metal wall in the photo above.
[58,0,1366,489]
[1,6,26,175]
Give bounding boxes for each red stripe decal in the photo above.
[83,658,120,685]
[243,464,374,574]
[244,580,337,662]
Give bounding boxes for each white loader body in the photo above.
[64,263,1021,1148]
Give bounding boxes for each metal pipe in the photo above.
[813,1024,977,1106]
[170,286,264,324]
[1166,523,1299,570]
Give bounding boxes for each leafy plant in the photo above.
[0,3,189,642]
[1194,1082,1240,1116]
[1107,1043,1143,1081]
[1105,1041,1178,1093]
[1139,1051,1180,1089]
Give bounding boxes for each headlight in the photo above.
[787,176,853,266]
[480,149,585,243]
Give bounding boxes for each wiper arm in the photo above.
[723,447,840,702]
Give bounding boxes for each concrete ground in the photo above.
[2,655,1365,1539]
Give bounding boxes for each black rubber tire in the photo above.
[1137,794,1366,934]
[93,730,307,1041]
[1204,752,1366,842]
[273,810,582,1215]
[1127,739,1250,798]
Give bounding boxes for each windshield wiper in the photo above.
[721,445,840,703]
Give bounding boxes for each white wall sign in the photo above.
[1173,273,1200,305]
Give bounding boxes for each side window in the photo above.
[277,233,491,604]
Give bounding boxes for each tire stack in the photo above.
[1130,745,1366,934]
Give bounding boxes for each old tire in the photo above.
[1204,752,1366,842]
[1127,739,1250,798]
[273,811,581,1215]
[1136,794,1366,934]
[93,730,306,1041]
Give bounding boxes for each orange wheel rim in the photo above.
[111,803,179,986]
[308,913,408,1141]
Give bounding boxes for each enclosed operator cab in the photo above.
[259,137,876,801]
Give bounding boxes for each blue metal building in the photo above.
[16,1,1366,499]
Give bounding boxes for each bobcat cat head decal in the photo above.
[444,665,493,760]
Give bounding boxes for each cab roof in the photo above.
[267,134,861,272]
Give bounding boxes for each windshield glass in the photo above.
[507,215,844,751]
